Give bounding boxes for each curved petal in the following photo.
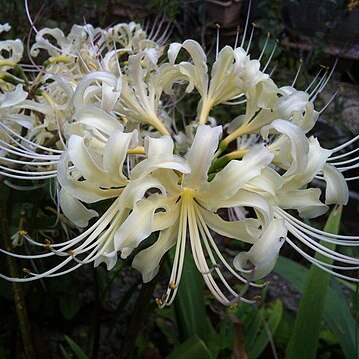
[58,154,121,203]
[197,207,260,244]
[263,119,309,177]
[323,164,349,205]
[202,189,273,230]
[71,106,121,136]
[183,125,222,189]
[59,187,98,227]
[115,194,170,258]
[233,218,287,280]
[130,135,190,179]
[103,128,137,181]
[199,144,273,204]
[132,225,178,282]
[0,84,28,108]
[277,90,310,119]
[277,188,328,219]
[283,137,331,190]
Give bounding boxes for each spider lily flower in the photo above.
[118,125,282,306]
[241,126,359,282]
[117,50,175,135]
[0,77,74,181]
[167,39,270,125]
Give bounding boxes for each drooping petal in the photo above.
[115,194,171,258]
[132,225,178,282]
[197,207,260,243]
[233,218,287,280]
[277,188,328,219]
[59,188,98,227]
[323,164,349,205]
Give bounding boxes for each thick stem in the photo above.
[151,116,170,136]
[198,99,212,125]
[0,189,35,359]
[119,274,160,359]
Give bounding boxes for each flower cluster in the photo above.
[1,19,358,306]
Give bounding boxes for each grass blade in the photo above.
[286,206,342,359]
[172,247,213,342]
[166,336,212,359]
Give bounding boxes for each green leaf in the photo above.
[60,345,72,359]
[166,336,212,359]
[59,296,80,320]
[286,206,342,359]
[275,210,358,358]
[64,336,89,359]
[275,256,359,358]
[243,300,283,359]
[172,248,213,342]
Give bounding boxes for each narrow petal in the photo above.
[184,125,222,189]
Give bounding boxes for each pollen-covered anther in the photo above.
[43,239,53,250]
[155,298,164,306]
[169,281,177,289]
[22,268,31,275]
[18,230,27,236]
[253,295,262,302]
[67,250,75,255]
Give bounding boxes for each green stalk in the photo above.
[0,188,35,359]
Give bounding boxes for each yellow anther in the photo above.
[155,298,164,306]
[169,281,177,289]
[43,239,53,250]
[67,250,75,255]
[253,295,262,302]
[22,268,31,274]
[18,230,27,236]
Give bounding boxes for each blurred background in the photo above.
[0,1,358,358]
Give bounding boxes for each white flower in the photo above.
[123,125,279,306]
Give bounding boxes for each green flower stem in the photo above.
[0,188,35,359]
[210,149,248,173]
[119,271,160,359]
